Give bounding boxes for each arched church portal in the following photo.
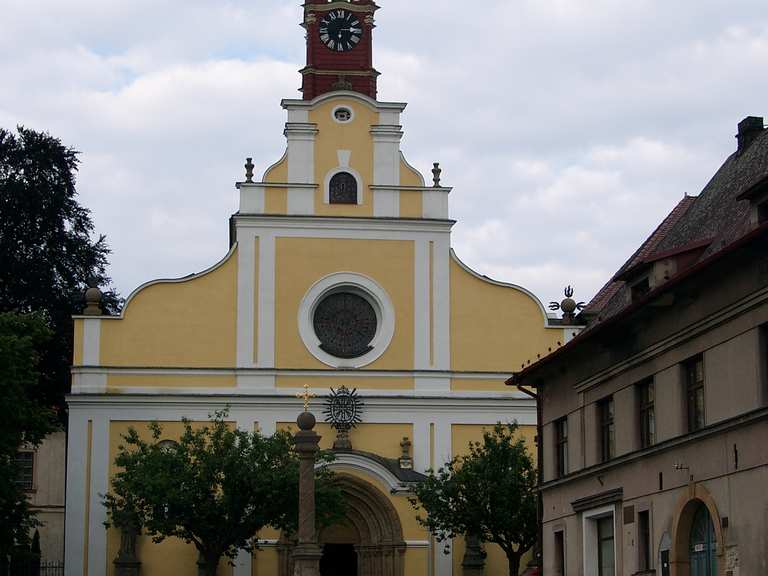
[278,474,407,576]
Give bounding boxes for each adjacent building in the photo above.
[511,117,768,576]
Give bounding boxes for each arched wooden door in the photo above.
[688,503,717,576]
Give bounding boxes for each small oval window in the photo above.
[334,108,353,123]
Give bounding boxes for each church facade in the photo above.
[64,2,575,575]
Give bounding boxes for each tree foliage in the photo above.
[0,126,119,413]
[410,422,538,576]
[103,412,345,576]
[0,312,58,556]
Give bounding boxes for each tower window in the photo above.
[329,172,358,204]
[14,451,34,491]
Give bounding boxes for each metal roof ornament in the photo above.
[323,385,364,450]
[549,285,585,325]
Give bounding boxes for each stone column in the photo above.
[292,411,323,576]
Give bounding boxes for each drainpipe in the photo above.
[516,381,544,575]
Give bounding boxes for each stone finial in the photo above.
[432,162,442,187]
[83,286,103,316]
[244,157,255,183]
[399,437,413,470]
[548,285,585,325]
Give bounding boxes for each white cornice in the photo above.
[281,91,407,113]
[231,215,455,232]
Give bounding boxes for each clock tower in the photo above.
[301,0,380,100]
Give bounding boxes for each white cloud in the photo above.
[2,0,767,306]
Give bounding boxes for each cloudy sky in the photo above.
[2,0,767,306]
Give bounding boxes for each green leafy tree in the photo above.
[410,422,537,576]
[103,412,345,576]
[0,126,120,414]
[0,313,58,558]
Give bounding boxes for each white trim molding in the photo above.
[326,452,416,494]
[582,504,618,576]
[297,272,395,369]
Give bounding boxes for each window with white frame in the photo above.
[582,506,616,576]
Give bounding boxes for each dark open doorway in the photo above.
[320,543,357,576]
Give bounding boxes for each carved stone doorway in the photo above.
[279,474,406,576]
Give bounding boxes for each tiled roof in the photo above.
[583,124,768,327]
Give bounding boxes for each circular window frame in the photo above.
[298,272,395,368]
[331,105,355,124]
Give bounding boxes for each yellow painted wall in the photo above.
[276,375,414,391]
[451,378,512,393]
[99,250,238,368]
[399,159,424,218]
[310,99,377,217]
[450,424,537,576]
[400,157,424,187]
[106,374,236,390]
[73,319,84,365]
[274,237,414,370]
[450,257,563,372]
[264,152,288,183]
[277,422,412,460]
[264,187,288,214]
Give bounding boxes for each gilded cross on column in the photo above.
[292,387,322,576]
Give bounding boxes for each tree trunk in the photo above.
[507,552,521,576]
[197,551,220,576]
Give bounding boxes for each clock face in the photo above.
[319,9,364,52]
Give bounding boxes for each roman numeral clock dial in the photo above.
[319,9,363,52]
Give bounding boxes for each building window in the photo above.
[554,530,566,576]
[761,324,768,406]
[597,516,616,576]
[329,171,358,204]
[638,509,651,572]
[685,355,705,432]
[638,379,655,449]
[631,276,651,302]
[555,417,568,478]
[758,200,768,224]
[599,396,615,462]
[14,451,34,491]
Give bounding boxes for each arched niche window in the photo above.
[329,172,358,204]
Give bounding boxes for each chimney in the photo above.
[736,116,764,153]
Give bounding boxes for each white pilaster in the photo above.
[413,420,430,473]
[433,419,453,575]
[422,189,450,220]
[237,233,257,368]
[238,183,266,214]
[257,234,276,368]
[432,235,451,371]
[82,319,101,365]
[371,124,403,217]
[286,122,318,215]
[64,412,88,576]
[414,240,431,370]
[87,417,109,576]
[233,415,257,576]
